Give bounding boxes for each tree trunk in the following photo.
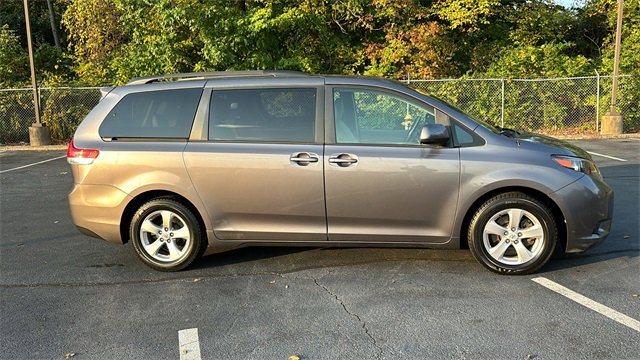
[235,0,246,12]
[46,0,61,50]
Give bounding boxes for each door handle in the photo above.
[328,154,358,167]
[328,158,357,164]
[290,152,319,166]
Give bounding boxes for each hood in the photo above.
[517,132,591,159]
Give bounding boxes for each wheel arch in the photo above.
[458,186,567,253]
[120,190,208,245]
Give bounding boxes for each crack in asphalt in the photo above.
[311,278,383,359]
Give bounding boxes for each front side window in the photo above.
[333,88,436,145]
[99,88,202,139]
[209,88,316,143]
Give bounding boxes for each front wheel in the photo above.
[131,198,205,271]
[468,192,557,275]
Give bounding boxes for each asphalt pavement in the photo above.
[0,139,638,359]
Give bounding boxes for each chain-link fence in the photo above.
[0,87,101,144]
[408,75,639,135]
[0,75,638,144]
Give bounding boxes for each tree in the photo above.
[62,0,124,84]
[594,0,640,74]
[0,25,29,87]
[483,42,591,78]
[0,0,69,85]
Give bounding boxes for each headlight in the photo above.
[552,155,602,179]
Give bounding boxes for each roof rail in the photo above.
[126,70,308,85]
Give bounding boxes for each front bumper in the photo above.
[68,183,131,244]
[550,174,614,253]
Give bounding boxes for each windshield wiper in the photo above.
[498,127,521,138]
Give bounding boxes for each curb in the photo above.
[549,133,640,140]
[0,144,68,151]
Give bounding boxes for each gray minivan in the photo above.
[67,71,613,274]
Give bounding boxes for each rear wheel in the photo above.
[468,192,557,274]
[131,198,204,271]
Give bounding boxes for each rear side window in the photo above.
[209,88,316,142]
[99,88,202,139]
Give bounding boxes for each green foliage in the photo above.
[62,0,125,85]
[0,90,34,143]
[50,0,638,85]
[35,43,74,80]
[0,25,29,87]
[40,74,100,141]
[412,79,503,126]
[1,0,638,135]
[358,21,458,78]
[41,90,99,141]
[107,0,204,83]
[504,1,574,46]
[351,91,430,130]
[592,0,640,131]
[350,0,460,78]
[194,1,359,74]
[0,0,68,87]
[484,42,592,78]
[2,0,634,85]
[583,0,640,74]
[412,77,610,133]
[0,0,64,47]
[432,0,499,31]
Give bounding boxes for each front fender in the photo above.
[451,145,582,240]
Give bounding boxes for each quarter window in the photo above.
[452,123,476,146]
[99,88,202,139]
[209,88,316,142]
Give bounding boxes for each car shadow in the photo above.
[540,248,639,273]
[191,246,317,271]
[192,245,476,273]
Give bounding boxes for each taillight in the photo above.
[67,138,99,165]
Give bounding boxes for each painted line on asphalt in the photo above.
[532,277,640,333]
[0,155,66,173]
[587,151,628,162]
[178,328,202,360]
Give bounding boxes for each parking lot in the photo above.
[1,138,638,359]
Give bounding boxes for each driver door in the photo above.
[324,87,460,243]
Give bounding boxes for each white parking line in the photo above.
[587,151,628,162]
[0,155,66,173]
[178,328,202,360]
[532,277,640,333]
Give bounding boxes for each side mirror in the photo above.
[420,124,450,145]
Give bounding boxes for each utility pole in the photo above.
[24,0,51,145]
[602,0,624,135]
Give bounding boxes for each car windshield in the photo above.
[406,84,502,135]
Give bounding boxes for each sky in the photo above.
[554,0,585,8]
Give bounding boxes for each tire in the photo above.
[468,192,557,275]
[130,198,205,271]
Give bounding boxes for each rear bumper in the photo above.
[68,184,131,244]
[550,175,614,253]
